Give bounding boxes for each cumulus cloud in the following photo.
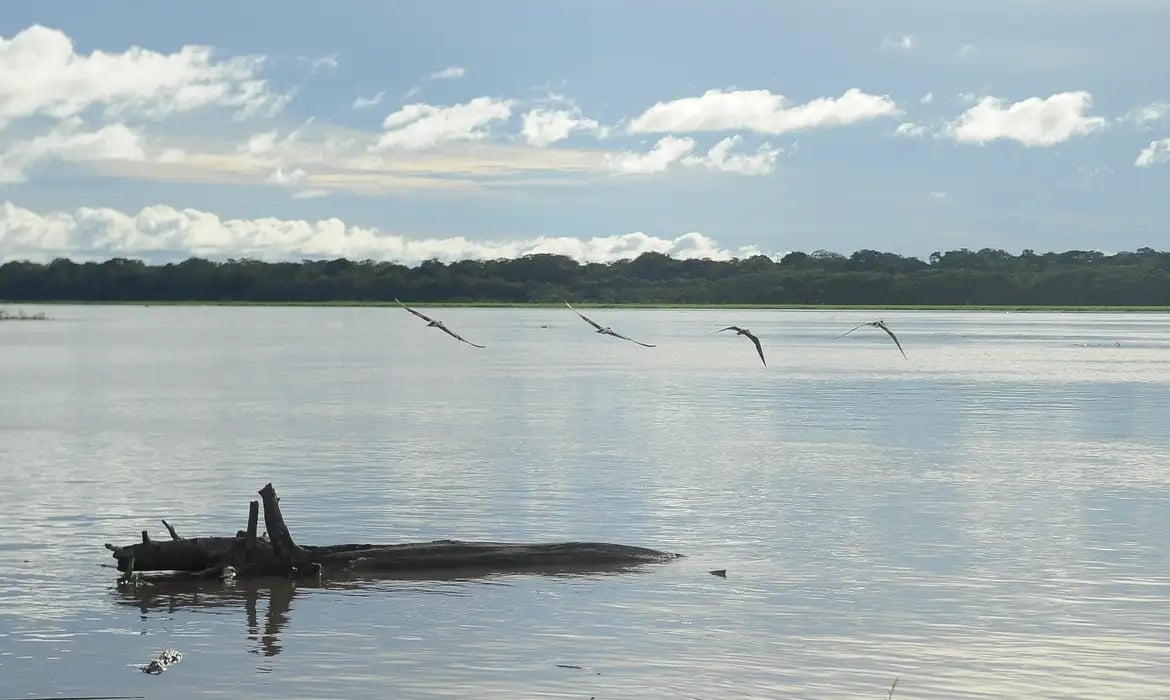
[682,135,782,175]
[605,134,784,176]
[265,166,306,185]
[520,107,602,147]
[920,92,934,104]
[944,91,1106,147]
[605,136,697,174]
[0,24,288,128]
[0,119,148,183]
[374,96,515,150]
[626,88,899,135]
[1135,138,1170,167]
[429,65,465,80]
[0,201,771,264]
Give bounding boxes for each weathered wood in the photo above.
[245,500,259,553]
[259,482,306,561]
[105,482,682,582]
[161,519,181,540]
[107,536,252,572]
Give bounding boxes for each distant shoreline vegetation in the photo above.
[1,247,1168,307]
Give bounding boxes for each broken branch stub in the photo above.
[259,482,306,561]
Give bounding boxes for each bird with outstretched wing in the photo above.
[564,301,656,348]
[834,319,906,358]
[395,298,485,348]
[714,325,767,366]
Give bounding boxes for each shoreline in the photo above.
[5,301,1170,312]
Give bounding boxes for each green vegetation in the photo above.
[2,247,1169,307]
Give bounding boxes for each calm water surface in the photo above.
[2,306,1169,699]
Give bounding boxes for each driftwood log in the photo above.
[105,483,681,583]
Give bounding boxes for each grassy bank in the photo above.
[5,300,1170,312]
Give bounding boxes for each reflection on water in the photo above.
[115,580,299,660]
[2,307,1170,698]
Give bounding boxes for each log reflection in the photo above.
[110,562,645,658]
[113,579,312,658]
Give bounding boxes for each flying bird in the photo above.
[564,301,656,347]
[395,298,485,348]
[714,326,766,366]
[834,319,906,358]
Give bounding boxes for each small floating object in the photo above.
[556,663,601,675]
[709,569,727,577]
[141,648,183,675]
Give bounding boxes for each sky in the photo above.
[1,0,1169,265]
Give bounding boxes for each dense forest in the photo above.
[2,247,1169,306]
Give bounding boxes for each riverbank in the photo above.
[4,301,1170,312]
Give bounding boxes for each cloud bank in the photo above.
[0,202,773,265]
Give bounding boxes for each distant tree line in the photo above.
[2,247,1169,306]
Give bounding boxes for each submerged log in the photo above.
[106,482,681,582]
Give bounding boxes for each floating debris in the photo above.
[555,663,601,675]
[709,569,727,577]
[141,648,183,675]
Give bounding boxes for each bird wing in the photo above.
[565,301,605,331]
[395,298,437,324]
[743,330,766,366]
[607,329,656,348]
[833,322,872,340]
[713,325,743,334]
[437,323,485,349]
[879,323,907,358]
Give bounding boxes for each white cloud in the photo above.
[240,130,280,155]
[301,54,340,73]
[0,201,772,264]
[264,165,331,199]
[605,134,783,176]
[375,96,515,150]
[929,191,948,199]
[682,135,782,175]
[893,121,927,137]
[0,119,147,183]
[920,92,934,104]
[265,166,306,185]
[1119,101,1169,129]
[957,44,975,57]
[881,35,916,51]
[520,107,601,147]
[605,136,696,174]
[627,87,900,135]
[429,65,465,80]
[352,91,386,109]
[98,120,608,193]
[0,24,287,128]
[944,91,1106,147]
[1135,138,1170,167]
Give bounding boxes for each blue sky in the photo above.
[1,0,1168,264]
